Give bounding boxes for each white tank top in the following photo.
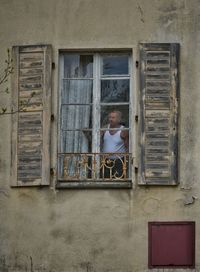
[103,126,126,156]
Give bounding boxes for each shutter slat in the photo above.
[20,75,43,83]
[20,61,44,69]
[139,43,179,185]
[11,45,52,187]
[20,69,44,77]
[19,82,43,91]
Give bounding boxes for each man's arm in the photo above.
[120,130,129,151]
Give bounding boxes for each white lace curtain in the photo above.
[59,55,93,177]
[61,79,92,153]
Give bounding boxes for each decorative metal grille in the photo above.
[58,153,131,181]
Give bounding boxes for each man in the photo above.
[101,111,129,179]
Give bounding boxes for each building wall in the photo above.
[0,0,200,271]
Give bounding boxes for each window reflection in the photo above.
[64,55,93,78]
[102,55,129,75]
[101,79,129,103]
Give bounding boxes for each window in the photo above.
[57,52,133,188]
[148,222,195,268]
[10,43,179,188]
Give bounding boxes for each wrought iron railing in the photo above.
[58,153,131,181]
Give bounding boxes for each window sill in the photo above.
[56,180,132,189]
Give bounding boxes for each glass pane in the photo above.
[62,79,93,104]
[102,55,129,75]
[61,105,92,130]
[64,54,93,78]
[100,105,129,128]
[101,79,129,103]
[60,130,92,153]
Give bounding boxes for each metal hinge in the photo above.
[135,61,139,68]
[52,62,55,69]
[51,114,55,122]
[50,168,56,176]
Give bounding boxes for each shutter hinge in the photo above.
[50,168,56,176]
[134,167,138,173]
[131,157,134,164]
[52,62,55,69]
[135,61,139,68]
[51,114,55,121]
[135,115,138,122]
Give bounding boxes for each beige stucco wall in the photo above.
[0,0,200,271]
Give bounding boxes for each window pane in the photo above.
[62,80,93,104]
[101,79,129,103]
[64,54,93,78]
[60,131,92,153]
[102,55,129,75]
[100,105,129,128]
[61,105,92,130]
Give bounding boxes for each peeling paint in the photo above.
[0,188,9,198]
[184,195,198,206]
[137,4,145,23]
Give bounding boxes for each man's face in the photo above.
[108,112,120,127]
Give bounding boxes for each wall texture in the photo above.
[0,0,200,271]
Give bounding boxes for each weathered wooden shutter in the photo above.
[11,45,52,187]
[139,43,179,185]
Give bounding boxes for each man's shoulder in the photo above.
[120,128,128,139]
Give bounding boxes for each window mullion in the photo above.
[92,53,101,154]
[58,55,64,154]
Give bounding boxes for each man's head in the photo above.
[108,111,122,128]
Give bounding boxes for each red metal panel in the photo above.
[148,222,195,268]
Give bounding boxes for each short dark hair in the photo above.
[109,111,122,122]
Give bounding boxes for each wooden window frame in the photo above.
[57,51,134,189]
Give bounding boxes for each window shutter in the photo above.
[11,45,52,187]
[139,43,179,185]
